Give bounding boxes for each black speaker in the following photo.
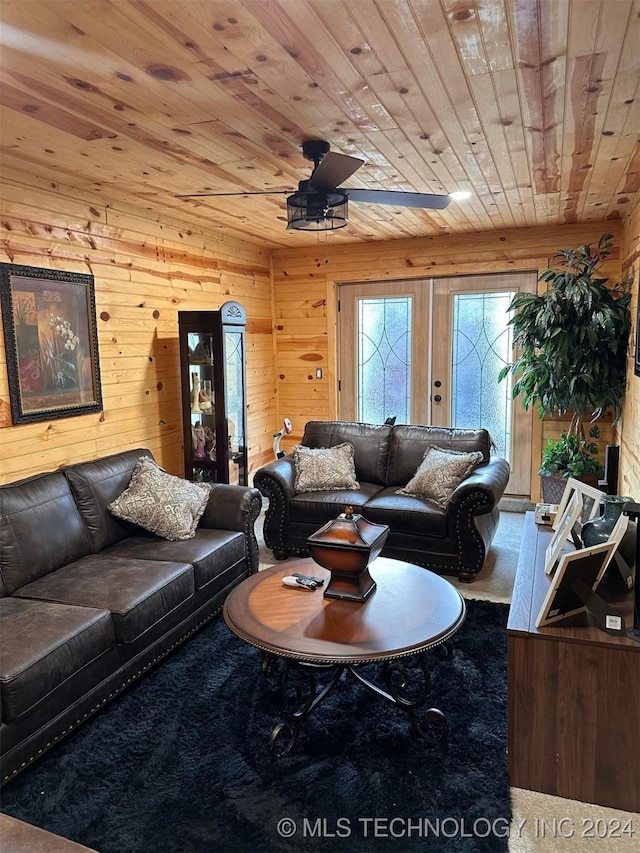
[622,502,640,641]
[598,444,619,494]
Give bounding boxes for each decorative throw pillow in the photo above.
[108,456,212,540]
[397,445,484,509]
[293,442,360,493]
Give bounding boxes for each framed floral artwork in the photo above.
[0,263,102,424]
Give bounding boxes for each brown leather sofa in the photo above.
[254,421,510,582]
[0,448,262,785]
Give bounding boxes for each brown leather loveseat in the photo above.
[254,421,510,582]
[0,448,262,785]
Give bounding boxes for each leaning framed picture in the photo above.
[545,490,582,574]
[0,263,102,423]
[553,477,605,531]
[536,541,617,628]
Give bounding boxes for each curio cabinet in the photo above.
[178,302,248,485]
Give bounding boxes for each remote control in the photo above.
[292,572,325,586]
[282,575,317,590]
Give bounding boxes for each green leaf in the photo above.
[503,233,632,432]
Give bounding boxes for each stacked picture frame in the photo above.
[537,478,634,636]
[544,478,606,575]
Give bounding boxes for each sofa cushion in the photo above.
[102,529,246,591]
[13,556,194,645]
[293,442,359,493]
[108,456,212,541]
[0,471,92,594]
[301,421,392,485]
[0,597,114,722]
[397,446,484,508]
[386,425,490,487]
[289,483,382,526]
[64,448,151,552]
[363,487,448,536]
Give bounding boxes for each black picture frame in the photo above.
[635,297,640,378]
[0,263,102,424]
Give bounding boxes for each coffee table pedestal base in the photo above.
[264,647,450,758]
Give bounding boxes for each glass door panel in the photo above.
[432,273,536,497]
[358,296,412,424]
[338,280,429,424]
[450,291,514,458]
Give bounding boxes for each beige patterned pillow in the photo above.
[293,442,359,493]
[109,456,212,540]
[397,445,484,508]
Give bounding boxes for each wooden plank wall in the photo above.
[0,171,276,484]
[271,221,630,500]
[620,199,640,499]
[2,174,635,500]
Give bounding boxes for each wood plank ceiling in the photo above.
[1,0,638,248]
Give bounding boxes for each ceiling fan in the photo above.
[176,139,453,231]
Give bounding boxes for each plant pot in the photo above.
[540,474,567,504]
[539,473,600,505]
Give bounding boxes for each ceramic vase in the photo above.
[582,496,630,545]
[582,495,637,567]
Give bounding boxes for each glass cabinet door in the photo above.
[187,331,216,477]
[224,328,247,485]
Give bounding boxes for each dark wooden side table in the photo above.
[507,512,640,812]
[223,557,466,755]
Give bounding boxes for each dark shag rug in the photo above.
[1,599,510,853]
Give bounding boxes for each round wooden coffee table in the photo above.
[223,557,466,755]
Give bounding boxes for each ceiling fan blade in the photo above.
[344,188,451,210]
[310,152,364,189]
[175,190,291,198]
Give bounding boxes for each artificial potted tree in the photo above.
[499,232,633,503]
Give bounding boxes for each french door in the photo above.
[338,272,536,496]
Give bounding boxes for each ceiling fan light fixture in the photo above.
[178,140,452,227]
[286,189,349,231]
[449,190,472,200]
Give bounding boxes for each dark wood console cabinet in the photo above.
[507,512,639,812]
